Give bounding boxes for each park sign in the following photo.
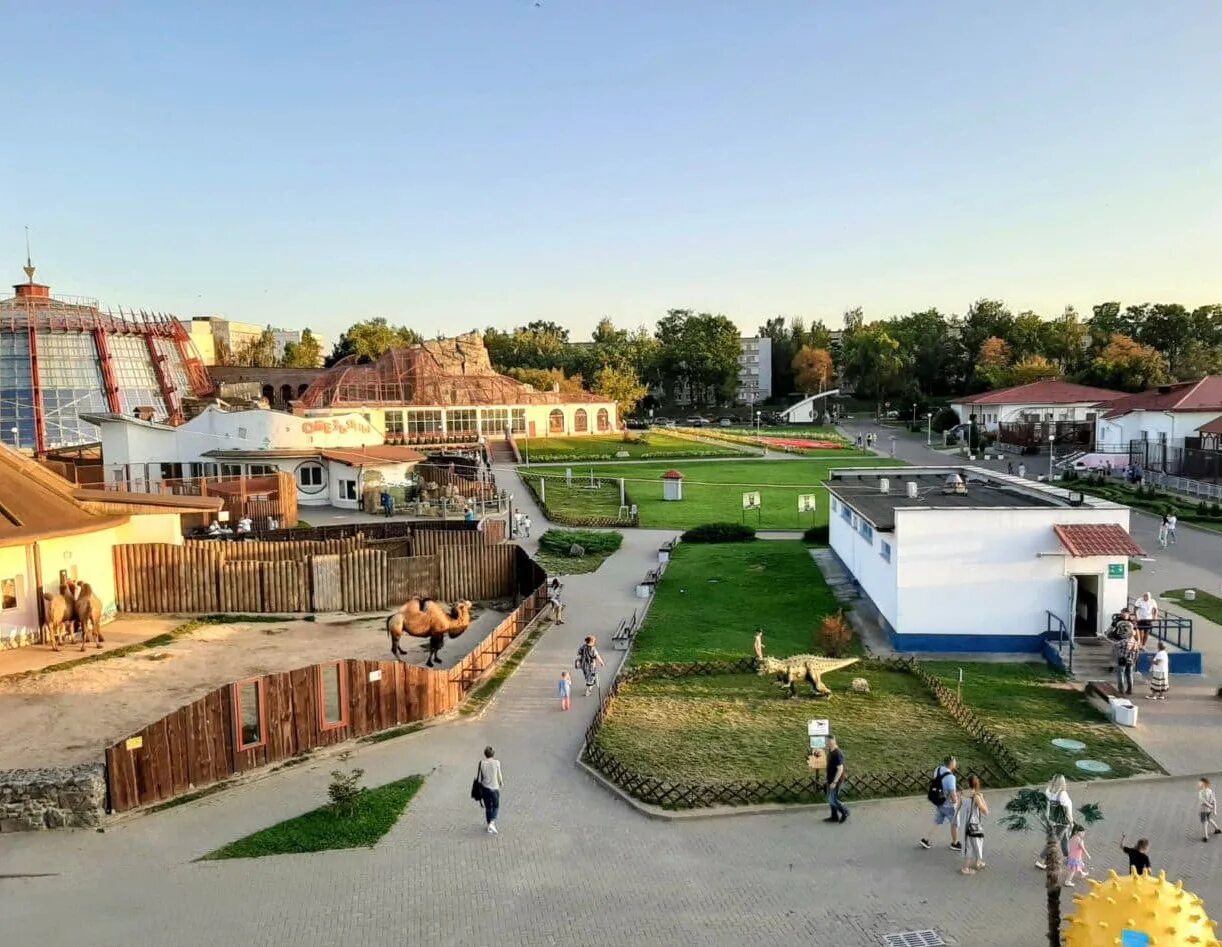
[797,493,817,513]
[742,491,761,510]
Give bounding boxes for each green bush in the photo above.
[931,407,959,433]
[537,528,624,556]
[803,525,829,544]
[680,523,757,543]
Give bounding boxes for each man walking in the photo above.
[1134,592,1158,648]
[824,735,848,824]
[1113,618,1139,695]
[1018,462,1026,479]
[1167,512,1178,545]
[920,756,962,851]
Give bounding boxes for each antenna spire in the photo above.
[22,226,35,283]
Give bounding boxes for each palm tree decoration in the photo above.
[999,787,1104,946]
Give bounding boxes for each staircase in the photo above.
[487,439,517,464]
[1067,637,1114,682]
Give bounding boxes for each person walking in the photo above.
[960,774,989,874]
[548,578,565,624]
[1198,777,1221,842]
[1018,462,1027,479]
[1113,620,1139,695]
[1134,592,1158,648]
[511,508,522,537]
[1167,512,1178,544]
[1063,824,1091,886]
[1157,515,1169,548]
[823,735,848,824]
[1146,641,1170,700]
[1035,775,1073,869]
[1007,461,1014,476]
[380,490,394,517]
[475,746,503,834]
[576,636,604,696]
[522,514,532,538]
[919,756,961,852]
[558,670,572,712]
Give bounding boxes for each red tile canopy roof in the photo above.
[957,380,1126,406]
[1053,524,1145,558]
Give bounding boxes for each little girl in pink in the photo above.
[1064,824,1090,886]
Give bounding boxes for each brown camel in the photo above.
[386,597,473,666]
[42,584,77,651]
[68,580,104,651]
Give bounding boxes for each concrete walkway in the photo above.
[3,459,1222,946]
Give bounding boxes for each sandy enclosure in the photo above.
[0,606,508,770]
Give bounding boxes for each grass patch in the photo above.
[1163,587,1222,626]
[921,661,1163,782]
[201,776,424,859]
[535,528,623,575]
[593,669,1000,786]
[521,456,897,530]
[518,432,745,462]
[460,621,549,715]
[358,722,425,745]
[198,614,295,624]
[631,541,845,664]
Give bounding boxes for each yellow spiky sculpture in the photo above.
[1063,868,1218,947]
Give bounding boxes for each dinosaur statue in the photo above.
[757,654,860,699]
[386,596,474,667]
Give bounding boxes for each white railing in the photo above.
[1143,470,1222,501]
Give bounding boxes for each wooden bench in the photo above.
[612,609,640,650]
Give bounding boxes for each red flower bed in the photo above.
[758,436,845,450]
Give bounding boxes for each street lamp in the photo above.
[1048,432,1056,480]
[9,426,17,450]
[912,403,918,427]
[925,413,932,446]
[755,411,761,436]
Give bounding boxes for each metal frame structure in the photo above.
[2,277,215,454]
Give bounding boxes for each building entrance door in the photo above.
[1072,574,1101,638]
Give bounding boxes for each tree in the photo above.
[1136,303,1193,376]
[1009,311,1046,361]
[791,346,834,394]
[889,309,954,396]
[1000,788,1103,947]
[1082,334,1168,392]
[233,328,279,367]
[1041,306,1089,375]
[506,367,586,396]
[1174,338,1222,381]
[327,318,421,365]
[976,336,1012,389]
[959,299,1015,389]
[281,328,323,368]
[653,310,741,409]
[592,364,647,418]
[840,323,905,407]
[1007,355,1059,385]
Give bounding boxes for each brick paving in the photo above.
[1,461,1221,945]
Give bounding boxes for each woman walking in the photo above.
[1147,642,1170,700]
[1035,775,1074,869]
[476,746,503,835]
[576,635,605,697]
[1158,515,1170,548]
[960,774,989,874]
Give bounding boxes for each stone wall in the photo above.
[0,763,106,832]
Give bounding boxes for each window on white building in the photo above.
[221,463,242,477]
[247,464,277,476]
[339,480,358,501]
[297,462,325,491]
[1,577,16,610]
[480,408,509,435]
[407,409,443,435]
[880,541,891,562]
[860,523,874,544]
[385,410,405,435]
[511,408,527,433]
[840,503,852,524]
[447,408,477,434]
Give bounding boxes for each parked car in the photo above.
[718,418,734,427]
[883,410,899,420]
[661,419,678,429]
[685,415,707,427]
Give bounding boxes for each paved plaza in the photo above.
[2,459,1221,946]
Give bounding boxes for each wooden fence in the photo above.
[114,539,525,615]
[104,580,549,812]
[248,519,508,551]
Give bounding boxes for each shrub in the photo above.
[803,524,829,544]
[1212,502,1222,519]
[680,522,757,543]
[819,611,854,657]
[537,528,624,556]
[1199,500,1210,516]
[327,752,366,817]
[931,407,959,433]
[1060,467,1078,482]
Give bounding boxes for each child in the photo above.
[1063,824,1090,886]
[1157,515,1169,548]
[1200,777,1221,842]
[1147,642,1170,700]
[1119,834,1152,875]
[558,670,572,711]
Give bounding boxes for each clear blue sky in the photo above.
[7,1,1220,341]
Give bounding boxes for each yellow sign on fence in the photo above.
[125,736,144,751]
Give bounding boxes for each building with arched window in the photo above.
[295,332,617,440]
[0,265,214,454]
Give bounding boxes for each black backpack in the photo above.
[927,768,948,807]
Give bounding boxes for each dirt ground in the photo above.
[0,605,508,770]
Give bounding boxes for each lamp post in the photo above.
[755,411,761,436]
[9,426,17,450]
[912,403,918,427]
[926,413,932,446]
[1048,432,1056,480]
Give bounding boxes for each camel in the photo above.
[386,596,473,667]
[42,584,77,651]
[68,580,104,651]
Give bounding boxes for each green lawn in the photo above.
[593,669,1001,786]
[521,456,895,530]
[518,432,746,462]
[201,776,424,859]
[922,662,1162,782]
[631,541,845,663]
[1162,587,1222,626]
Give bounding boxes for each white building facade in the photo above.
[951,380,1125,432]
[86,407,423,509]
[827,467,1140,653]
[737,336,773,404]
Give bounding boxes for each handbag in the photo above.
[470,763,483,803]
[965,795,984,838]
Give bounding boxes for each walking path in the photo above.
[3,459,1222,946]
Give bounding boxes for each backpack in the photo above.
[927,768,948,807]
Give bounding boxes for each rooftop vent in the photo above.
[879,478,890,494]
[906,481,919,499]
[942,473,967,495]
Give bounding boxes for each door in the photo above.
[1073,574,1100,638]
[528,421,536,437]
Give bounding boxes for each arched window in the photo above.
[280,384,293,406]
[261,385,274,403]
[297,383,310,396]
[597,408,610,432]
[574,409,588,433]
[548,409,564,433]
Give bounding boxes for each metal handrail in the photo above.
[1045,610,1072,673]
[1128,599,1194,652]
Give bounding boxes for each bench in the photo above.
[635,568,659,599]
[658,538,677,565]
[612,610,640,650]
